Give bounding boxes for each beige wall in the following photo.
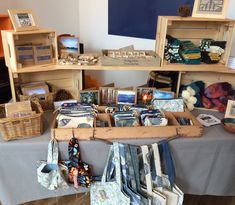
[1,0,235,87]
[1,0,79,35]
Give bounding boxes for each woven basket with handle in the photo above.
[0,100,44,141]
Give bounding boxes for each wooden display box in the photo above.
[1,29,58,71]
[15,70,82,100]
[101,49,161,67]
[52,109,203,141]
[156,16,235,67]
[0,14,13,58]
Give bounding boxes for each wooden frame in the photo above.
[8,9,38,32]
[116,90,137,105]
[58,36,80,58]
[99,87,117,105]
[79,90,100,105]
[153,90,175,100]
[225,100,235,119]
[192,0,229,19]
[136,87,156,105]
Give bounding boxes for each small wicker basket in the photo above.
[0,100,44,141]
[18,92,55,111]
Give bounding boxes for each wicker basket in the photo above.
[18,92,55,111]
[0,101,44,141]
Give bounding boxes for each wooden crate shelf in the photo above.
[9,60,235,74]
[15,70,82,100]
[156,16,235,67]
[1,29,58,71]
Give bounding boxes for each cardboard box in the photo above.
[34,45,53,65]
[15,45,34,66]
[21,81,50,95]
[5,100,32,118]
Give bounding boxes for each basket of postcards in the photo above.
[0,100,43,141]
[17,81,55,111]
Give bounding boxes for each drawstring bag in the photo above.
[158,140,184,205]
[90,143,130,205]
[65,137,92,188]
[37,139,68,190]
[141,145,167,205]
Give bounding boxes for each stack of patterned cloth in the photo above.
[179,41,201,64]
[200,39,226,64]
[164,35,183,63]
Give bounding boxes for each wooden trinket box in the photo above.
[100,49,161,67]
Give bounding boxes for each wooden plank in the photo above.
[167,28,218,40]
[6,28,56,35]
[161,16,235,22]
[19,70,73,82]
[8,67,17,102]
[155,16,162,57]
[1,31,10,67]
[94,126,177,140]
[181,72,235,88]
[169,21,219,29]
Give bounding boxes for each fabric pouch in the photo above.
[37,139,68,190]
[65,137,92,188]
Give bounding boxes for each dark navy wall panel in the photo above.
[108,0,195,39]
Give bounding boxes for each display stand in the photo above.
[1,16,235,104]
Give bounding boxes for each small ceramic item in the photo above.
[221,118,235,133]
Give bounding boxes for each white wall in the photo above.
[79,0,154,87]
[0,1,14,13]
[4,0,80,35]
[1,0,235,87]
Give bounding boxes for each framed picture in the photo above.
[153,90,175,100]
[100,87,117,105]
[116,90,136,105]
[8,9,38,32]
[137,87,156,105]
[197,114,221,127]
[79,90,100,105]
[225,100,235,119]
[58,36,80,58]
[192,0,229,18]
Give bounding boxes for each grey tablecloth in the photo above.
[0,110,235,205]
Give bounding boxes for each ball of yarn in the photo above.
[182,90,190,99]
[186,102,194,111]
[178,5,191,17]
[55,89,73,101]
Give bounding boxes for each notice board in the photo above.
[108,0,195,39]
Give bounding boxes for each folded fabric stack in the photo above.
[113,110,140,127]
[164,35,183,63]
[179,41,201,64]
[200,39,226,64]
[56,103,97,128]
[112,106,168,127]
[140,109,168,126]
